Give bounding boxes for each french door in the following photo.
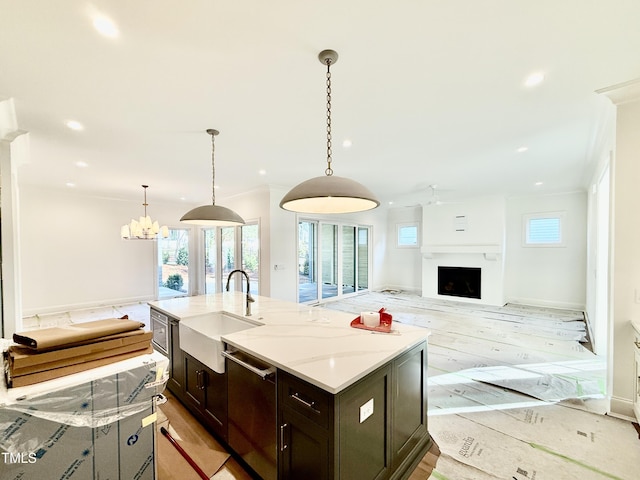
[298,220,371,303]
[203,222,260,295]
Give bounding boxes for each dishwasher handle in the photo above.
[222,350,276,380]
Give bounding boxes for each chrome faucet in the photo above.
[225,269,255,316]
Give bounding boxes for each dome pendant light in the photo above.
[280,49,379,214]
[180,129,245,226]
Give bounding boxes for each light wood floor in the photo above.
[157,391,252,480]
[157,390,438,479]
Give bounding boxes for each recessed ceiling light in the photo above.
[66,182,76,188]
[517,146,528,153]
[65,120,84,131]
[524,72,545,87]
[92,15,119,38]
[258,169,267,176]
[75,161,89,168]
[342,139,352,148]
[535,181,543,186]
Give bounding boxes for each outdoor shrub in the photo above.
[165,274,183,291]
[177,248,188,266]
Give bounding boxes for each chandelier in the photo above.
[121,185,169,240]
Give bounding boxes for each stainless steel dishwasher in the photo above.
[222,347,277,480]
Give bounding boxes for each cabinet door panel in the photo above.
[204,367,228,441]
[339,366,390,480]
[184,354,205,409]
[280,407,329,480]
[392,342,427,464]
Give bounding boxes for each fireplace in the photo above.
[438,266,481,299]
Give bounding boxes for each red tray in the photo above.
[350,308,393,333]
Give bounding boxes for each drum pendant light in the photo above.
[280,49,379,214]
[180,129,245,226]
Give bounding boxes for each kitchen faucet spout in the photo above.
[225,269,254,316]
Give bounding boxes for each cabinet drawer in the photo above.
[279,371,332,429]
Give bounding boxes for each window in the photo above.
[397,223,419,247]
[204,229,217,294]
[158,228,190,298]
[298,221,318,303]
[523,212,565,247]
[201,222,260,295]
[241,223,260,295]
[221,226,236,290]
[298,220,371,303]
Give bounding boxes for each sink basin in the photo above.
[179,312,259,373]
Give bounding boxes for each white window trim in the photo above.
[522,211,566,247]
[396,222,419,248]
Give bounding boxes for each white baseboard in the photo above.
[21,295,154,318]
[504,296,585,311]
[609,395,636,421]
[378,284,421,295]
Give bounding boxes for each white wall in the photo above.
[384,206,422,293]
[266,185,298,302]
[18,185,194,317]
[609,97,640,418]
[504,192,587,309]
[422,196,506,248]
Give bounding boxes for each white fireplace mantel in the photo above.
[421,244,502,260]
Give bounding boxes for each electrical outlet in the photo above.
[359,398,374,423]
[635,288,640,304]
[274,264,285,271]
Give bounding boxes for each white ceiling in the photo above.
[1,1,639,208]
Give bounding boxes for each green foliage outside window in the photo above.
[164,274,184,291]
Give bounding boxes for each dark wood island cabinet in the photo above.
[278,341,429,480]
[149,294,432,480]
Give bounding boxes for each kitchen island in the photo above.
[149,292,432,480]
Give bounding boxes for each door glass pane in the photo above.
[342,226,356,295]
[241,223,259,295]
[158,229,189,298]
[357,227,369,291]
[221,227,236,291]
[204,228,217,294]
[321,224,338,299]
[298,221,318,303]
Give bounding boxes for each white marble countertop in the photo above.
[149,293,430,393]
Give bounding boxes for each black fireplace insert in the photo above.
[438,266,481,299]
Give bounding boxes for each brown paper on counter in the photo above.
[12,318,145,351]
[7,345,154,388]
[8,332,153,375]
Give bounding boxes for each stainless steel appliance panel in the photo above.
[150,309,168,355]
[225,349,277,480]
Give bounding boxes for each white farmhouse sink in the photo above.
[179,312,260,373]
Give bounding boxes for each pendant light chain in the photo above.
[142,184,149,217]
[325,59,333,176]
[209,129,217,206]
